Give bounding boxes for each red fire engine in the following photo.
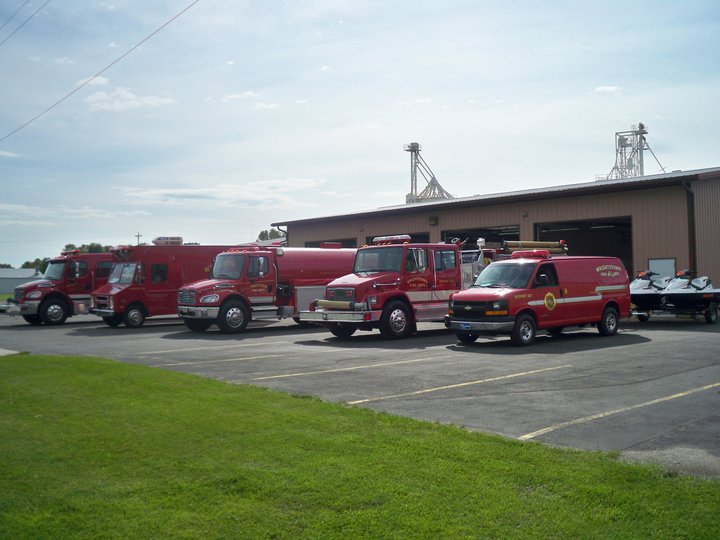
[297,235,486,339]
[7,250,113,326]
[445,250,631,346]
[177,244,356,333]
[90,238,235,328]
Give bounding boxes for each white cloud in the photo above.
[54,57,74,65]
[594,86,622,94]
[77,76,109,87]
[84,87,177,111]
[319,65,331,71]
[0,150,21,158]
[253,102,279,110]
[222,91,259,101]
[117,178,327,210]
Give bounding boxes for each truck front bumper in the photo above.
[444,316,516,333]
[298,309,382,324]
[91,308,117,318]
[178,306,220,320]
[1,301,21,315]
[14,301,40,316]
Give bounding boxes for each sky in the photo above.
[1,0,719,268]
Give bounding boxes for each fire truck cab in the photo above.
[297,235,484,339]
[7,251,113,325]
[445,250,631,346]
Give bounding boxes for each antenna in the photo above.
[403,142,454,203]
[604,123,666,180]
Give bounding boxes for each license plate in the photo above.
[461,323,471,330]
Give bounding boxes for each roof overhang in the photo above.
[272,167,720,227]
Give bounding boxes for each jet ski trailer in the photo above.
[632,270,720,323]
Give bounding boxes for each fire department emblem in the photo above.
[544,292,557,311]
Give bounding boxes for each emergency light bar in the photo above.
[372,234,412,245]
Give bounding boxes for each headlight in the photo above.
[486,300,509,316]
[27,291,42,299]
[200,294,220,304]
[368,295,377,305]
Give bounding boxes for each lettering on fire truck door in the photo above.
[247,255,275,305]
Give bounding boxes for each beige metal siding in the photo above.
[286,185,691,274]
[693,175,720,279]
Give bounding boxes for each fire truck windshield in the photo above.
[108,263,137,284]
[43,261,66,281]
[354,247,403,274]
[212,253,244,280]
[474,262,535,289]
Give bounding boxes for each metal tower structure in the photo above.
[404,142,454,204]
[606,123,666,180]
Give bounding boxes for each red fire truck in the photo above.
[177,245,357,333]
[7,250,113,326]
[445,250,631,346]
[297,235,486,339]
[90,239,235,328]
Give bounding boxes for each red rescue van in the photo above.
[445,250,631,346]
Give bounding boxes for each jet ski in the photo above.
[630,271,671,311]
[662,270,720,310]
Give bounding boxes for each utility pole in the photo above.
[135,232,142,245]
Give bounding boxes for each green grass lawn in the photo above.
[1,354,718,538]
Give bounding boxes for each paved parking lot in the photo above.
[2,313,719,478]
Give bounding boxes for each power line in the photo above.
[0,0,201,144]
[0,0,31,34]
[0,0,52,49]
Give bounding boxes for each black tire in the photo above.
[511,314,536,346]
[598,306,619,336]
[637,313,650,323]
[184,319,213,332]
[39,298,69,325]
[22,315,42,325]
[547,327,564,336]
[103,314,123,327]
[705,302,718,324]
[457,332,479,344]
[379,300,412,339]
[329,323,357,339]
[217,300,249,333]
[123,304,146,328]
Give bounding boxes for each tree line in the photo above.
[1,229,286,272]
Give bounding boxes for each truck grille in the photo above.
[14,289,22,302]
[451,301,491,320]
[326,287,354,302]
[178,290,196,305]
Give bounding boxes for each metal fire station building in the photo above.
[272,167,720,279]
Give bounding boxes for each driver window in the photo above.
[248,256,269,278]
[405,249,427,273]
[535,263,558,287]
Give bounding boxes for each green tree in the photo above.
[257,228,285,241]
[0,263,12,269]
[22,258,49,273]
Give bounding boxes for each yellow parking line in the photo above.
[252,356,454,381]
[519,381,720,441]
[348,365,573,405]
[156,354,284,367]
